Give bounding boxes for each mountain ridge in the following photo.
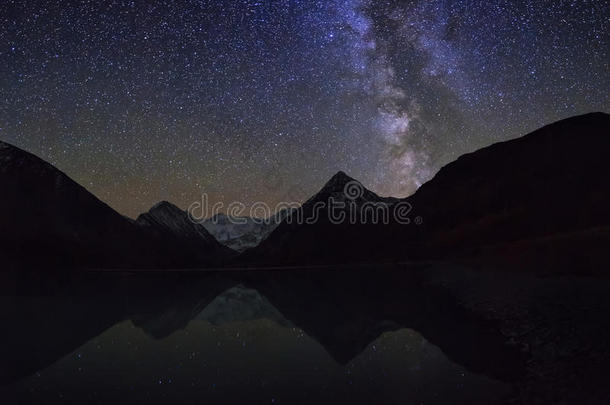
[0,141,232,269]
[2,112,608,272]
[245,112,610,272]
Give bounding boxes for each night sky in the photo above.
[1,0,608,218]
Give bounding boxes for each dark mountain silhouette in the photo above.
[247,112,610,272]
[136,201,235,266]
[2,112,608,272]
[241,170,400,264]
[0,140,146,269]
[408,112,610,272]
[0,141,229,270]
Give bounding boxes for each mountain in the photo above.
[246,113,610,272]
[407,112,610,271]
[0,140,149,269]
[3,112,607,272]
[244,171,401,264]
[136,201,235,265]
[202,213,282,252]
[195,284,292,327]
[0,141,229,270]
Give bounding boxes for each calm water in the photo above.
[0,268,519,404]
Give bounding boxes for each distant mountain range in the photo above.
[1,112,609,273]
[202,212,286,252]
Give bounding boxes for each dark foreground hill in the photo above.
[247,112,610,273]
[0,141,231,270]
[409,112,610,272]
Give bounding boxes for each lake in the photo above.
[1,267,520,404]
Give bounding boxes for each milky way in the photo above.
[1,0,608,217]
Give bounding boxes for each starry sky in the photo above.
[1,0,608,218]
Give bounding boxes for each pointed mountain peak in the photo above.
[303,170,393,206]
[329,170,354,183]
[149,200,183,213]
[137,201,188,227]
[137,201,223,245]
[321,171,358,192]
[300,171,380,207]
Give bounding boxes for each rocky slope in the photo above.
[136,201,235,266]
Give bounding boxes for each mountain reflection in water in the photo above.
[1,267,521,404]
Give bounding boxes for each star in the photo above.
[0,0,607,217]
